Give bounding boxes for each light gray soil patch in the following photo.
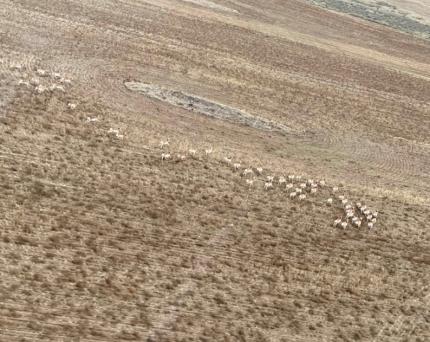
[308,0,430,39]
[182,0,238,13]
[125,81,292,134]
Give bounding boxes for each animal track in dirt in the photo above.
[125,81,292,134]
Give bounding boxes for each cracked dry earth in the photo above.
[0,0,429,341]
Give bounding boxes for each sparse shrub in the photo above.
[15,235,31,245]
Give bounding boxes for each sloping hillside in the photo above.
[0,0,429,341]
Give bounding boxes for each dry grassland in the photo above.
[0,0,429,341]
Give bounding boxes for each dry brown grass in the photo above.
[0,0,429,341]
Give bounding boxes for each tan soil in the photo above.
[0,0,429,341]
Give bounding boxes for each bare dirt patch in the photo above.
[125,81,292,134]
[309,0,430,39]
[182,0,239,13]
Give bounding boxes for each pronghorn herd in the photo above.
[14,64,72,95]
[331,198,378,230]
[11,62,131,141]
[10,62,91,125]
[157,140,380,231]
[9,61,381,233]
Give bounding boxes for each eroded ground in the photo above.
[309,0,430,39]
